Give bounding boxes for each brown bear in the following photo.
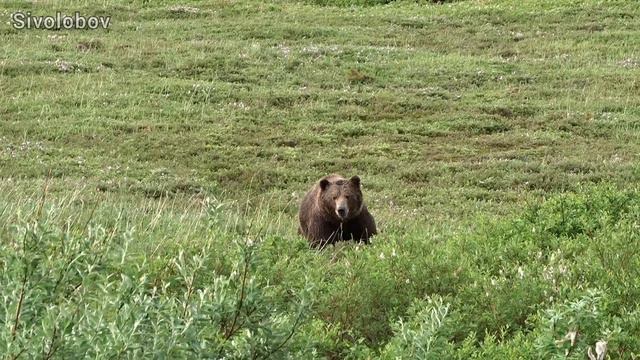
[298,174,377,249]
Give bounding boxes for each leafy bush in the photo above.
[381,295,451,358]
[0,220,314,358]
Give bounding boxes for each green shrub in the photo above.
[380,295,451,358]
[0,220,315,358]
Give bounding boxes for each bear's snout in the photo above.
[336,205,348,219]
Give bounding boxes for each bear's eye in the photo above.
[345,195,350,199]
[333,196,338,200]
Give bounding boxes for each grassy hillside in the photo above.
[1,0,639,358]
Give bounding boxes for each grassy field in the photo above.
[1,0,640,358]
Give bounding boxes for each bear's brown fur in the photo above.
[298,174,377,249]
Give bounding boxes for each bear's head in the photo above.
[319,175,363,222]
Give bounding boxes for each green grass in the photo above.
[1,0,640,358]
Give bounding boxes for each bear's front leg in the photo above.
[308,220,342,249]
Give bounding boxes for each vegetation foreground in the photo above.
[2,185,640,358]
[1,0,640,358]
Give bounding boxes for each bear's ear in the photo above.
[350,175,361,189]
[319,179,330,191]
